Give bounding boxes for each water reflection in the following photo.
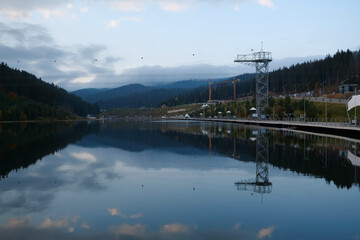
[0,121,99,179]
[0,120,359,239]
[235,130,272,194]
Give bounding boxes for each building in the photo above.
[339,83,358,93]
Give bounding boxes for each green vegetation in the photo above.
[189,96,317,120]
[0,62,99,121]
[104,104,201,118]
[162,49,360,106]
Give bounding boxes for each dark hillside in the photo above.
[0,62,99,120]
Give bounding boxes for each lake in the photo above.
[0,120,359,240]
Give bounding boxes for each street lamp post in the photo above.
[303,97,305,122]
[321,80,327,123]
[355,87,357,125]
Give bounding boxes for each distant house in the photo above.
[339,84,358,93]
[86,114,96,120]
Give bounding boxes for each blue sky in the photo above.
[0,0,359,90]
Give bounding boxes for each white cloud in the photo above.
[257,226,275,239]
[122,16,142,22]
[234,222,242,230]
[38,9,65,18]
[107,17,142,27]
[81,223,90,229]
[158,1,188,12]
[108,208,143,219]
[71,74,96,84]
[72,152,97,163]
[0,0,267,18]
[80,7,89,12]
[160,223,194,233]
[108,20,119,28]
[4,10,28,19]
[39,218,67,229]
[112,223,146,236]
[258,0,274,9]
[112,0,145,11]
[5,217,30,228]
[40,218,76,233]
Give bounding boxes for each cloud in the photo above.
[0,0,77,19]
[71,75,97,84]
[258,0,274,8]
[158,1,189,12]
[80,7,89,12]
[112,0,145,11]
[107,20,119,28]
[0,0,267,18]
[116,63,251,85]
[5,217,30,228]
[108,208,143,219]
[112,223,146,237]
[39,216,81,233]
[160,223,193,233]
[81,223,90,229]
[257,226,275,239]
[0,22,123,90]
[38,9,65,19]
[234,222,242,230]
[71,152,97,163]
[107,17,142,27]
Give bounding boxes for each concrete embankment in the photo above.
[181,118,360,139]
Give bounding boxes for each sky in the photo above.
[0,0,359,91]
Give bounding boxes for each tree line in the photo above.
[0,62,99,121]
[161,49,360,106]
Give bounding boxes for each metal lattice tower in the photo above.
[234,47,272,118]
[235,132,272,194]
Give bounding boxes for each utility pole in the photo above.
[321,80,327,122]
[208,80,212,102]
[233,77,236,102]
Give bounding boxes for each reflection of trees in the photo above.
[30,120,359,190]
[0,122,99,178]
[151,123,360,189]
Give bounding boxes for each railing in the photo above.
[234,51,272,62]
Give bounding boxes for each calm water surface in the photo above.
[0,120,359,239]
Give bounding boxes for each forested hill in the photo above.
[0,62,99,121]
[269,49,360,93]
[161,49,360,106]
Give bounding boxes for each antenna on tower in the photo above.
[261,41,263,51]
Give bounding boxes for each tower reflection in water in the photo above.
[235,130,272,194]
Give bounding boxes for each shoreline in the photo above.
[3,116,360,140]
[169,117,360,140]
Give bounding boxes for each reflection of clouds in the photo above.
[71,152,97,163]
[0,146,123,216]
[57,164,88,172]
[4,217,30,228]
[111,223,146,237]
[81,223,90,229]
[108,208,143,219]
[0,187,55,215]
[257,226,275,239]
[160,223,194,233]
[0,217,260,240]
[234,222,242,230]
[39,216,79,233]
